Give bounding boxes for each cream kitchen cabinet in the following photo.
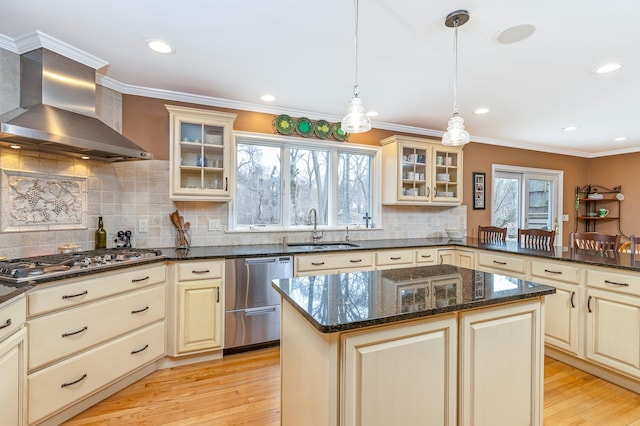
[477,250,527,279]
[374,249,415,270]
[584,268,640,379]
[26,264,166,425]
[531,259,581,355]
[437,247,475,269]
[295,252,374,276]
[167,105,237,201]
[459,299,544,426]
[380,135,463,206]
[341,315,457,425]
[167,260,224,356]
[0,296,27,426]
[415,247,438,265]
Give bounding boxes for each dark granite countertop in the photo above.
[0,282,33,305]
[272,264,555,333]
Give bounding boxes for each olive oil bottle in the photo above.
[95,216,107,249]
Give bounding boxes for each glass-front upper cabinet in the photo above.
[166,105,237,201]
[380,135,463,206]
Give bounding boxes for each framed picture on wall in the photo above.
[473,172,485,210]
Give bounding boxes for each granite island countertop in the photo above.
[271,264,555,333]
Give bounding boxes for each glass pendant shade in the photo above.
[442,113,470,146]
[342,95,371,133]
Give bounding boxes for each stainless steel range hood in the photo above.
[0,48,152,162]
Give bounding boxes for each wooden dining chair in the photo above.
[518,228,556,249]
[570,232,621,253]
[619,235,640,253]
[478,226,507,243]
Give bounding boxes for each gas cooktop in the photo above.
[0,248,164,283]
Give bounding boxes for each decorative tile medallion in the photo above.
[0,169,87,232]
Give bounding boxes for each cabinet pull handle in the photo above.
[225,177,228,191]
[131,306,149,314]
[421,254,432,258]
[192,269,210,274]
[570,291,575,308]
[216,287,220,303]
[492,260,507,265]
[311,262,325,266]
[426,187,431,197]
[390,257,402,260]
[61,373,87,388]
[62,326,88,338]
[245,306,277,316]
[131,276,150,283]
[587,295,592,313]
[604,279,629,287]
[0,318,11,330]
[131,344,149,355]
[349,259,363,263]
[62,290,88,300]
[544,269,562,275]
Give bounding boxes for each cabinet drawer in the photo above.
[176,260,224,281]
[28,284,166,370]
[376,250,414,267]
[296,252,374,273]
[28,321,165,425]
[415,248,438,265]
[28,263,166,317]
[530,260,580,284]
[0,296,25,343]
[587,269,640,296]
[478,252,526,275]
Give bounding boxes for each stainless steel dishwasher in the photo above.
[224,256,293,352]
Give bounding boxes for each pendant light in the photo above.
[341,0,371,133]
[442,10,470,146]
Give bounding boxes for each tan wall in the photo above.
[585,152,640,239]
[122,95,640,245]
[462,143,589,245]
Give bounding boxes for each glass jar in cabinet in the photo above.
[167,105,237,201]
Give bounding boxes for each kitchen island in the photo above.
[273,265,555,426]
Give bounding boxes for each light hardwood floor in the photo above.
[64,347,640,425]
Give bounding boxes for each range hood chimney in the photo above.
[0,48,152,162]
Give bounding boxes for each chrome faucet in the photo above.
[308,208,323,243]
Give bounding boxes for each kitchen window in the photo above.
[232,132,379,231]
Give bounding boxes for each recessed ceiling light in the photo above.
[595,63,622,74]
[81,156,90,160]
[613,136,627,142]
[496,24,536,44]
[474,107,490,115]
[261,94,276,102]
[147,39,175,55]
[563,125,579,131]
[366,111,379,117]
[9,144,21,149]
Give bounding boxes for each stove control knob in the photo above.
[103,254,112,262]
[115,255,125,262]
[82,258,92,266]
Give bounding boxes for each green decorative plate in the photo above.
[332,122,349,142]
[314,119,332,139]
[296,117,314,137]
[274,114,295,135]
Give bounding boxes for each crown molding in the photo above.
[0,34,17,52]
[12,31,108,69]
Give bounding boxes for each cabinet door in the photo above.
[437,248,475,268]
[0,328,26,426]
[177,280,223,353]
[544,281,579,355]
[167,105,236,201]
[341,315,457,426]
[585,288,640,378]
[432,146,462,203]
[459,300,543,426]
[398,143,431,202]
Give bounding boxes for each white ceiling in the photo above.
[1,0,639,158]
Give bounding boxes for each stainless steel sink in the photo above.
[286,242,360,251]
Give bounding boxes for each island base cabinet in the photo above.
[585,288,640,378]
[544,281,580,355]
[341,315,457,426]
[459,300,543,426]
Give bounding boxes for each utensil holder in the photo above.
[176,228,191,249]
